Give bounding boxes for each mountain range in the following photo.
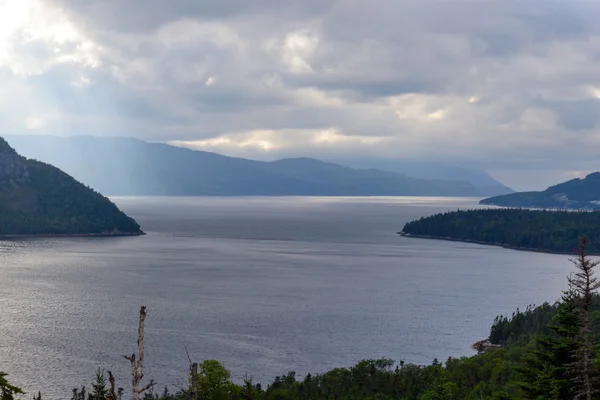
[481,172,600,210]
[6,135,513,197]
[329,158,513,195]
[0,137,142,235]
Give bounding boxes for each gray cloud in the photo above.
[3,0,600,188]
[50,0,335,33]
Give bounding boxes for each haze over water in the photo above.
[0,197,573,399]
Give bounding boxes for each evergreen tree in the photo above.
[0,372,23,400]
[518,237,600,399]
[518,288,581,399]
[91,369,108,400]
[567,237,600,399]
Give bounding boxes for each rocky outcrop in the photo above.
[0,138,29,185]
[472,339,502,354]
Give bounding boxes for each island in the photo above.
[399,208,600,254]
[0,137,143,236]
[480,172,600,210]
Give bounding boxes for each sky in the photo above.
[1,0,600,190]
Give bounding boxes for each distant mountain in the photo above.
[331,158,513,196]
[8,135,497,197]
[0,137,142,236]
[480,172,600,210]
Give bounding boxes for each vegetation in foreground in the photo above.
[2,238,600,399]
[401,208,600,254]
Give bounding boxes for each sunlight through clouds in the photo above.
[3,0,600,188]
[0,0,99,75]
[170,128,386,157]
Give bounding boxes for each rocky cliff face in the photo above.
[0,138,28,185]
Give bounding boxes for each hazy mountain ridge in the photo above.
[329,158,513,196]
[0,137,142,235]
[480,172,600,209]
[7,135,508,197]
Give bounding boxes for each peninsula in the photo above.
[400,208,600,254]
[0,137,143,236]
[480,172,600,210]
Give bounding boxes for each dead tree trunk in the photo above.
[123,306,155,400]
[107,371,118,400]
[189,362,198,400]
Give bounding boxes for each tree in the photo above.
[91,369,108,400]
[567,237,600,399]
[518,288,581,399]
[418,378,459,400]
[124,306,155,400]
[194,360,235,400]
[0,372,23,400]
[518,237,600,399]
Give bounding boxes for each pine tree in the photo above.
[518,287,581,399]
[520,237,600,399]
[567,237,600,399]
[0,371,23,400]
[91,369,108,400]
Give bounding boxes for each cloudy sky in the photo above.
[2,0,600,189]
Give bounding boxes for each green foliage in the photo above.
[90,369,108,400]
[489,303,557,346]
[401,208,600,253]
[0,146,142,235]
[517,291,582,398]
[418,378,459,400]
[194,360,237,400]
[0,372,23,400]
[176,355,525,400]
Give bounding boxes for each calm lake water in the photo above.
[0,197,574,398]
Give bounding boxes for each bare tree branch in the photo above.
[138,380,156,394]
[107,371,118,400]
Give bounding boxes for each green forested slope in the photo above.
[0,137,142,235]
[400,208,600,254]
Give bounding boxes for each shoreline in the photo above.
[398,232,590,256]
[478,201,597,211]
[0,231,146,239]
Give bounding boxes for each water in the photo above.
[0,196,574,399]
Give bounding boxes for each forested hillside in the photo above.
[400,208,600,254]
[0,137,142,236]
[481,172,600,210]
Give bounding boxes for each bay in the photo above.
[0,197,573,399]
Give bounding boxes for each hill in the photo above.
[5,135,505,197]
[400,208,600,254]
[332,157,513,196]
[480,172,600,209]
[0,137,143,236]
